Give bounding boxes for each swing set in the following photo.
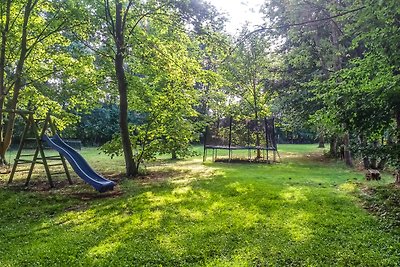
[1,109,71,187]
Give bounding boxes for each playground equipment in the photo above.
[203,117,280,163]
[43,134,115,192]
[5,110,115,192]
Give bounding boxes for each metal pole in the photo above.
[228,116,232,162]
[203,126,208,162]
[272,117,277,162]
[265,118,269,162]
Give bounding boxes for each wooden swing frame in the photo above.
[2,109,72,187]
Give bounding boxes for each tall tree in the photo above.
[261,0,356,164]
[0,0,77,164]
[224,31,277,156]
[79,0,225,175]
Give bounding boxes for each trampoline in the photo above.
[203,117,280,163]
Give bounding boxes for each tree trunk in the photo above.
[397,110,400,145]
[377,158,386,170]
[343,131,353,167]
[395,170,400,185]
[396,110,400,183]
[318,134,325,148]
[0,0,32,164]
[329,135,337,157]
[0,0,11,165]
[0,0,11,97]
[114,2,137,177]
[171,150,177,160]
[369,140,378,169]
[359,134,369,169]
[363,157,370,169]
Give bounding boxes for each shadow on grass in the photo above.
[0,155,399,266]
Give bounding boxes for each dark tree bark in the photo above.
[0,0,11,165]
[0,0,33,164]
[114,2,137,176]
[359,134,370,169]
[396,110,400,183]
[377,158,386,170]
[395,170,400,185]
[329,135,337,157]
[318,134,325,148]
[397,110,400,144]
[363,157,371,169]
[343,131,353,167]
[369,140,378,169]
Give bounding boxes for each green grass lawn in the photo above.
[0,144,399,266]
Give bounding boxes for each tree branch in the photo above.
[303,0,344,35]
[25,20,66,60]
[104,0,116,39]
[8,3,24,31]
[223,6,365,63]
[72,31,115,60]
[245,6,364,39]
[127,2,170,37]
[122,0,134,32]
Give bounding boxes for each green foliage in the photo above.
[70,0,229,174]
[99,8,211,165]
[261,0,342,136]
[262,0,400,166]
[74,105,142,145]
[321,53,396,136]
[223,32,277,120]
[0,0,104,153]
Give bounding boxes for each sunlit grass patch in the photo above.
[0,144,400,266]
[339,181,358,192]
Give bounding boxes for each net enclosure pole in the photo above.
[228,116,232,162]
[203,126,209,162]
[265,118,269,162]
[272,117,277,161]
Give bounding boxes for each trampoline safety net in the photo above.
[203,117,279,162]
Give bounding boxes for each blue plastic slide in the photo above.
[43,134,116,192]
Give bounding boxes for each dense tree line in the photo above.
[259,0,399,176]
[0,0,399,181]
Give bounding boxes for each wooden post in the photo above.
[27,113,53,187]
[48,115,72,185]
[8,114,31,183]
[8,110,73,188]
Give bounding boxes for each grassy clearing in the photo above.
[0,144,400,266]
